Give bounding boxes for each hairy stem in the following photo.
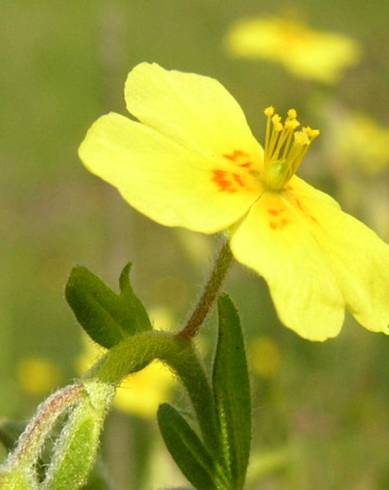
[3,384,84,470]
[179,238,233,339]
[88,331,221,456]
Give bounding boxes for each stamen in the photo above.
[303,127,320,140]
[263,107,319,190]
[264,113,284,163]
[271,114,283,132]
[264,106,274,152]
[264,106,275,117]
[287,108,297,119]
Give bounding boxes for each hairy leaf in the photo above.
[158,403,227,490]
[65,263,151,348]
[212,294,251,490]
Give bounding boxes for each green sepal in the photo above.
[158,403,227,490]
[0,419,47,483]
[0,469,39,489]
[41,388,109,490]
[212,294,251,490]
[65,263,152,348]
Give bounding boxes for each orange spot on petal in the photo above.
[269,217,290,230]
[223,150,253,170]
[223,150,249,161]
[233,173,245,187]
[280,218,289,228]
[267,208,280,216]
[212,169,236,193]
[292,196,318,223]
[294,198,304,211]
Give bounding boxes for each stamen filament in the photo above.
[262,107,319,190]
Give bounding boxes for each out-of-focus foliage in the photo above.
[1,0,389,488]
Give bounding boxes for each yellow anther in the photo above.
[287,108,297,119]
[264,106,275,117]
[303,126,320,140]
[284,118,300,130]
[271,114,283,132]
[262,105,319,191]
[294,131,310,146]
[310,129,320,140]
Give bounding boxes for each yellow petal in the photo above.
[79,112,261,233]
[226,17,360,83]
[124,62,263,163]
[230,192,345,341]
[114,361,174,419]
[288,182,389,334]
[288,176,340,209]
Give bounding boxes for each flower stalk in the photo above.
[179,238,233,339]
[87,331,222,457]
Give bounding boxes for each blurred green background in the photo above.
[1,1,389,488]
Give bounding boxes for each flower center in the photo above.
[262,106,319,191]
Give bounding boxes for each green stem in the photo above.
[87,331,221,457]
[179,238,233,339]
[82,239,234,463]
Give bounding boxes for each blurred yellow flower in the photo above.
[225,17,361,83]
[114,362,175,418]
[78,333,175,419]
[79,63,389,341]
[148,305,174,332]
[249,337,281,378]
[17,357,61,396]
[330,112,389,175]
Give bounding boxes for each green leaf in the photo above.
[212,294,251,490]
[158,404,227,490]
[65,263,152,348]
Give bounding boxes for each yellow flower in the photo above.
[78,334,175,418]
[329,112,389,175]
[249,337,281,378]
[79,63,389,341]
[114,362,175,418]
[17,357,61,396]
[225,17,361,83]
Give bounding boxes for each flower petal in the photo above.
[226,17,360,84]
[288,176,340,209]
[124,62,263,165]
[230,192,345,341]
[288,182,389,334]
[79,113,260,233]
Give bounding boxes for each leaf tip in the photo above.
[119,262,133,293]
